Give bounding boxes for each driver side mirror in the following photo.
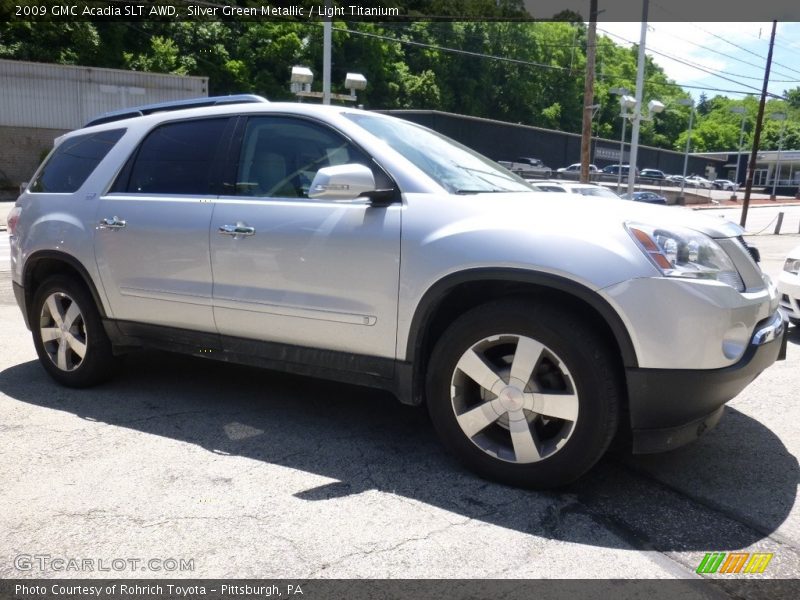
[308,163,383,202]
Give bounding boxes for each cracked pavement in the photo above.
[1,233,799,589]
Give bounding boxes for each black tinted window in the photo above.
[125,119,227,194]
[30,129,125,193]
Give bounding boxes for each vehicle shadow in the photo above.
[1,351,796,552]
[788,324,800,345]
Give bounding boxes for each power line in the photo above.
[648,24,800,82]
[685,23,800,78]
[648,2,800,78]
[346,26,768,100]
[338,26,573,72]
[598,28,788,100]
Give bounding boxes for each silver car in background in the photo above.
[7,98,787,489]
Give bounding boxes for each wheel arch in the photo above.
[22,251,108,325]
[403,268,637,405]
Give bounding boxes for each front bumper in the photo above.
[628,310,787,454]
[778,270,800,321]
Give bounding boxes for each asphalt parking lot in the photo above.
[1,230,799,591]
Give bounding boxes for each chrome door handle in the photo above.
[99,216,126,229]
[218,223,256,236]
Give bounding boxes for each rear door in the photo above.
[94,117,233,332]
[209,115,402,360]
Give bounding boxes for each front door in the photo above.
[209,115,401,360]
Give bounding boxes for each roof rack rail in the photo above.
[84,94,269,127]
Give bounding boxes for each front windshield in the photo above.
[345,113,533,194]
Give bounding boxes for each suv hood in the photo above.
[471,192,744,239]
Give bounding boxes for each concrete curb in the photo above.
[693,201,800,211]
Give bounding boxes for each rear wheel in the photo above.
[426,299,621,489]
[31,275,117,387]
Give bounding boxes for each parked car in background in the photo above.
[557,163,599,174]
[683,175,713,189]
[666,174,685,183]
[622,191,668,205]
[602,164,638,176]
[498,156,553,178]
[528,180,621,198]
[779,245,800,325]
[713,179,739,191]
[640,169,666,180]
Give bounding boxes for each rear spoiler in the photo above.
[84,94,269,127]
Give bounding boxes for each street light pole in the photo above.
[617,116,627,193]
[322,0,332,105]
[610,87,631,193]
[731,106,747,198]
[626,0,649,197]
[678,98,695,203]
[771,113,787,200]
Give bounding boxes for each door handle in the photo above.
[98,216,126,229]
[218,223,256,236]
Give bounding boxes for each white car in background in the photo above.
[779,245,800,325]
[713,179,739,191]
[527,180,621,198]
[557,163,599,174]
[683,175,714,189]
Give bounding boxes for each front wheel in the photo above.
[426,299,621,489]
[31,275,118,387]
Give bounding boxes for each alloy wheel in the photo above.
[449,333,579,464]
[39,292,87,372]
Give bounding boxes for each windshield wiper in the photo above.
[455,188,501,194]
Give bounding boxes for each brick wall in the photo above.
[0,126,68,187]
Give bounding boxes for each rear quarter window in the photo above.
[29,129,125,193]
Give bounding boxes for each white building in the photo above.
[695,149,800,190]
[0,59,208,187]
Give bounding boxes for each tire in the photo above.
[31,275,118,387]
[426,299,621,489]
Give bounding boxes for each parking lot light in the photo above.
[290,68,367,103]
[290,66,314,96]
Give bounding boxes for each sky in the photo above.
[597,21,800,103]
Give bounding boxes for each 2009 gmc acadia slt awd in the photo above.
[7,96,787,488]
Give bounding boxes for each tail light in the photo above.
[6,205,21,236]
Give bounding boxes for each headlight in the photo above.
[784,257,800,275]
[783,258,800,275]
[626,223,745,292]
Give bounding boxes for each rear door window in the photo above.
[119,118,228,195]
[29,128,125,193]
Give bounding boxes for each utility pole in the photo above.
[579,0,598,184]
[626,0,649,196]
[741,20,776,228]
[322,0,332,105]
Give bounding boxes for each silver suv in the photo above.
[7,96,787,489]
